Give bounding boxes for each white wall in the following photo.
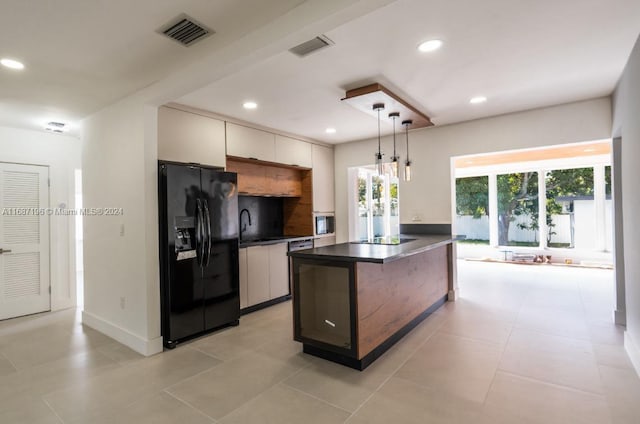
[334,97,612,243]
[81,96,161,356]
[75,0,401,356]
[612,33,640,374]
[0,125,80,311]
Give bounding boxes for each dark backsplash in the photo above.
[238,196,284,240]
[400,223,452,235]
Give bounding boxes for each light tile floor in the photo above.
[1,261,639,423]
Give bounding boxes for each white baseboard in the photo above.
[624,331,640,378]
[82,310,163,356]
[614,309,627,326]
[448,289,458,301]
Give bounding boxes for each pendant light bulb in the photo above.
[389,112,400,178]
[373,103,385,175]
[402,119,413,182]
[375,152,384,175]
[404,160,412,182]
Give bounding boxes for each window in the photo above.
[350,167,399,242]
[455,176,489,244]
[497,172,539,247]
[545,167,593,248]
[455,164,612,251]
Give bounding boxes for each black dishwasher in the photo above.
[289,238,314,252]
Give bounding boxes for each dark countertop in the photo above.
[287,234,464,264]
[239,235,314,248]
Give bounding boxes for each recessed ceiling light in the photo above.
[469,96,487,104]
[243,101,257,110]
[417,39,443,53]
[1,58,25,70]
[325,127,336,134]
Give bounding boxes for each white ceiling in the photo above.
[0,0,307,136]
[1,0,639,143]
[178,0,640,143]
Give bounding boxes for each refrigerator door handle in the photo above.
[196,198,204,267]
[203,199,212,267]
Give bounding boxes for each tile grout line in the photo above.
[163,389,219,423]
[595,362,619,423]
[480,310,517,409]
[498,370,608,397]
[162,351,228,392]
[0,350,19,373]
[344,312,450,422]
[214,361,315,421]
[436,328,513,347]
[280,382,354,415]
[166,342,315,422]
[41,396,66,424]
[185,344,228,362]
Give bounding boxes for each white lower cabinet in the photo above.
[268,243,289,299]
[239,248,248,309]
[246,245,271,306]
[239,242,290,309]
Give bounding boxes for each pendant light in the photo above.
[402,119,413,181]
[389,112,400,178]
[373,103,385,175]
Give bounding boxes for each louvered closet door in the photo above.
[0,163,50,320]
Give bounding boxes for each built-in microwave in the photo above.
[314,213,335,236]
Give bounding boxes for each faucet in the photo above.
[239,208,252,239]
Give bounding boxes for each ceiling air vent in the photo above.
[289,35,334,57]
[45,121,67,133]
[158,14,213,46]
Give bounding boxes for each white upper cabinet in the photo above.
[226,122,275,162]
[275,135,312,168]
[312,144,335,212]
[157,106,226,168]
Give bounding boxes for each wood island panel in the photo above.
[355,245,449,358]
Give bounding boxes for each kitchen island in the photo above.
[288,234,461,370]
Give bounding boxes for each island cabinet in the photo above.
[290,236,458,370]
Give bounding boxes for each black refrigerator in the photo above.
[158,161,240,348]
